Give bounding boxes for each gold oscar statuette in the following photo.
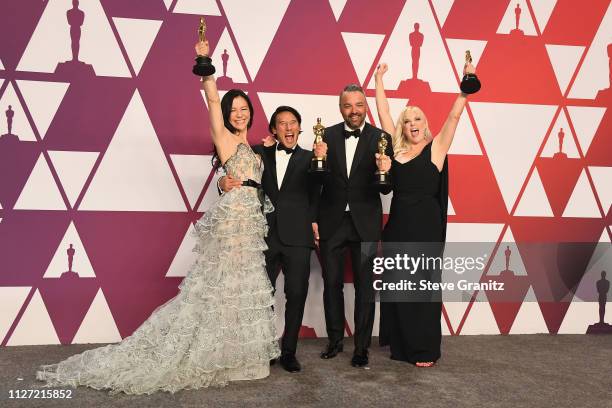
[309,117,330,173]
[374,132,391,185]
[192,16,216,77]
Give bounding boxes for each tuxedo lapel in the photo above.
[334,131,349,181]
[348,125,370,178]
[263,145,278,192]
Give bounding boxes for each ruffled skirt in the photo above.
[36,188,280,394]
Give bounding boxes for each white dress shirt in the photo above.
[275,143,293,188]
[344,122,366,210]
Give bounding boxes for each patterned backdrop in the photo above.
[0,0,610,346]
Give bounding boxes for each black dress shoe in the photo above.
[351,350,369,367]
[320,342,343,359]
[279,354,302,373]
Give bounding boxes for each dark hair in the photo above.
[268,105,302,133]
[212,89,254,169]
[221,89,254,132]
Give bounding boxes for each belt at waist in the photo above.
[241,179,261,188]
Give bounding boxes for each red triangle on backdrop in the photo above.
[255,0,358,94]
[542,0,610,45]
[75,212,192,337]
[39,280,99,344]
[337,0,405,34]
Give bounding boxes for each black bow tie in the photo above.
[344,129,361,139]
[276,143,294,154]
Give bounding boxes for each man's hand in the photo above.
[262,135,276,147]
[312,222,320,247]
[219,175,242,193]
[375,153,391,172]
[313,141,328,158]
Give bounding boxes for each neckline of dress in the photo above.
[394,141,431,165]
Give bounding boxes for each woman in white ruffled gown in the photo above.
[36,40,280,395]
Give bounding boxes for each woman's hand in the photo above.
[375,63,389,80]
[375,153,391,172]
[195,40,209,56]
[463,62,475,76]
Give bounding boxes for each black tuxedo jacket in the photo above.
[253,144,319,248]
[317,122,393,242]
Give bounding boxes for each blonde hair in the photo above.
[392,106,432,157]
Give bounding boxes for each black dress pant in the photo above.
[265,227,311,356]
[320,212,376,353]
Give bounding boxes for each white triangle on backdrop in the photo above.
[258,92,341,147]
[14,154,66,210]
[0,57,4,70]
[568,3,612,99]
[514,169,554,217]
[80,91,186,211]
[166,223,199,277]
[459,292,500,335]
[220,0,291,80]
[509,288,549,334]
[211,28,249,84]
[197,171,222,212]
[447,109,482,155]
[381,191,392,214]
[298,253,328,337]
[365,96,409,132]
[566,106,606,156]
[343,283,356,336]
[544,45,585,94]
[430,0,455,27]
[444,302,470,333]
[0,287,31,342]
[558,301,609,334]
[540,111,579,158]
[599,229,611,243]
[531,0,558,33]
[201,89,232,110]
[488,227,528,276]
[16,80,70,140]
[7,290,61,345]
[162,0,173,11]
[588,166,612,215]
[446,222,505,243]
[72,289,122,344]
[328,0,348,21]
[368,0,457,92]
[17,0,130,77]
[48,150,99,207]
[470,102,557,212]
[172,0,221,15]
[341,32,385,85]
[562,170,602,218]
[113,18,163,76]
[445,39,487,81]
[447,196,455,215]
[43,222,96,278]
[496,0,537,35]
[170,154,213,209]
[0,82,36,141]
